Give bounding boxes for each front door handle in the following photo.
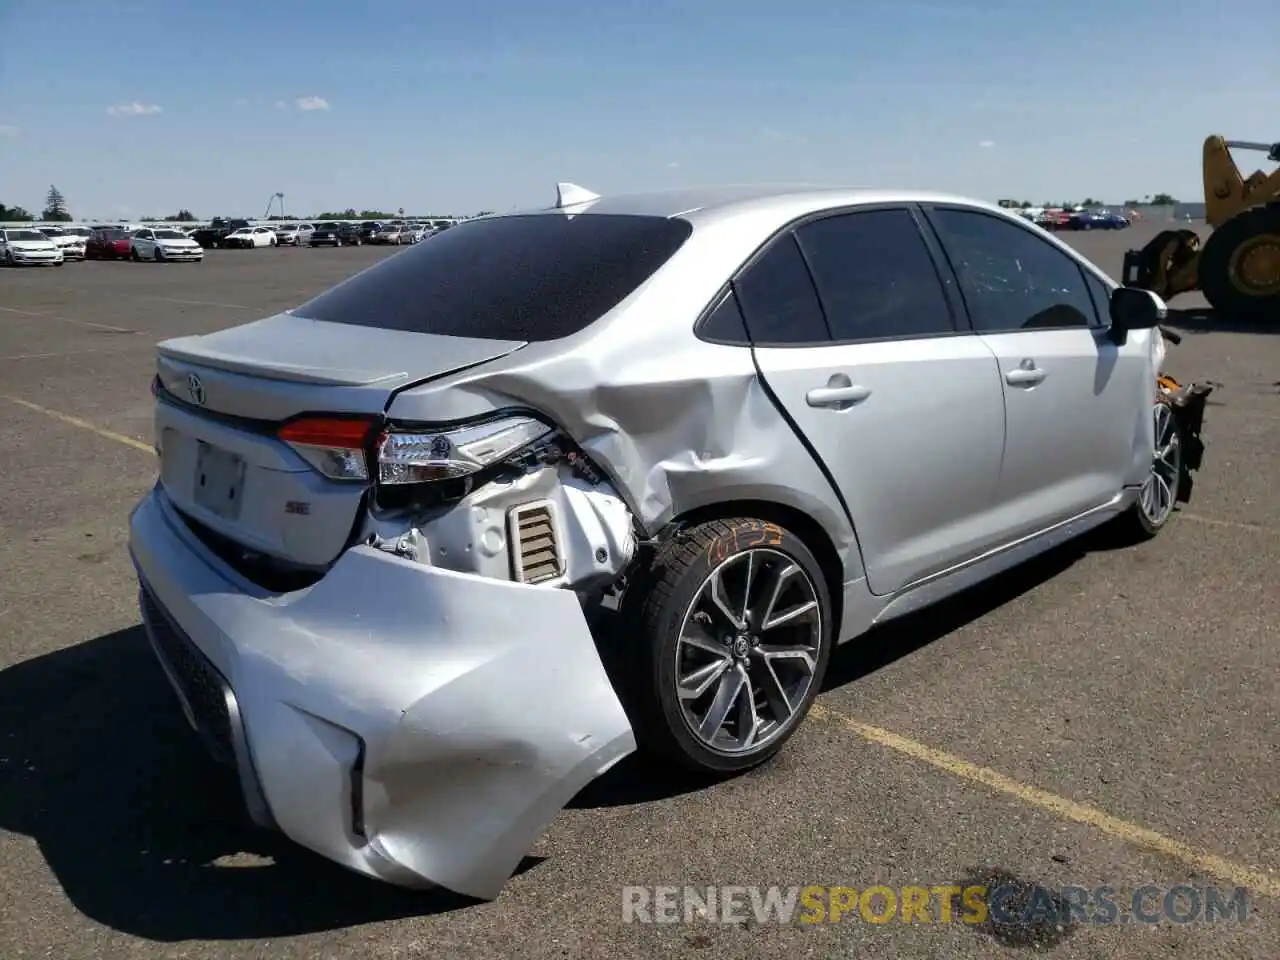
[806,384,872,409]
[1005,365,1047,386]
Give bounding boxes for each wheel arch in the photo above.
[658,498,852,639]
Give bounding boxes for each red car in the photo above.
[86,227,132,260]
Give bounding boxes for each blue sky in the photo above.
[0,0,1274,219]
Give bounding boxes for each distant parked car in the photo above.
[338,223,364,245]
[1,228,64,266]
[131,227,205,262]
[1091,210,1130,229]
[358,220,384,242]
[224,226,277,248]
[370,224,409,245]
[38,226,87,260]
[192,218,252,248]
[403,223,428,244]
[273,223,315,246]
[86,227,133,260]
[309,223,344,247]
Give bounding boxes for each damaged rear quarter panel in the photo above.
[384,214,863,583]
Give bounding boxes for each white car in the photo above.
[224,226,277,249]
[38,226,87,261]
[0,228,64,266]
[131,227,205,262]
[273,223,315,246]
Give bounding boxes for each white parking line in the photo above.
[0,304,136,334]
[0,345,142,362]
[145,296,257,310]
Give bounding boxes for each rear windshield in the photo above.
[293,213,693,341]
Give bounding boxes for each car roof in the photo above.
[508,184,1008,228]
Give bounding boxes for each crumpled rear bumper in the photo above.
[128,486,636,899]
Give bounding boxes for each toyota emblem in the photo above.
[186,373,206,406]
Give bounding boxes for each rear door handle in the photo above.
[1005,366,1047,386]
[806,384,872,408]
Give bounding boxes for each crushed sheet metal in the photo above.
[129,489,637,900]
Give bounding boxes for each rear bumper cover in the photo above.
[128,485,636,899]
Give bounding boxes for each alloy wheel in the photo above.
[1139,402,1180,526]
[674,548,823,755]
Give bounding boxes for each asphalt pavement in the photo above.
[0,227,1276,959]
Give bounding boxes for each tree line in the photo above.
[1,185,74,222]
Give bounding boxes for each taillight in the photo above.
[376,415,553,485]
[279,416,376,481]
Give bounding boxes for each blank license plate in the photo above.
[194,441,245,520]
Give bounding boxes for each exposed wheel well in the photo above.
[663,499,847,635]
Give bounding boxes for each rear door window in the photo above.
[294,213,693,341]
[795,208,956,341]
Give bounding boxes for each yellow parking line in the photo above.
[0,395,153,454]
[810,703,1279,898]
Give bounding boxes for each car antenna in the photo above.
[555,182,601,208]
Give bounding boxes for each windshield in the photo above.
[66,227,91,237]
[40,228,65,236]
[293,213,693,342]
[154,230,186,239]
[9,230,49,241]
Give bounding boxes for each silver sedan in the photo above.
[129,183,1186,901]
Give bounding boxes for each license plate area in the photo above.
[194,441,246,520]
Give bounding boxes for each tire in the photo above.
[1198,204,1280,320]
[154,248,164,262]
[619,518,833,774]
[1113,397,1182,542]
[131,248,141,261]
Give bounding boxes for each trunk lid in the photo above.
[154,313,525,571]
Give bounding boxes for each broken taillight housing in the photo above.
[278,416,377,481]
[376,415,553,486]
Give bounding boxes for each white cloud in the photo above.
[978,139,995,148]
[275,100,288,109]
[295,96,329,111]
[107,102,162,117]
[0,124,20,137]
[666,161,681,169]
[234,98,249,107]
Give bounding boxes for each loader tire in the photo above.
[1199,204,1280,321]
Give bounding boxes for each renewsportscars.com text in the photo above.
[622,884,1250,926]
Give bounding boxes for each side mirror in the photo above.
[1107,286,1166,344]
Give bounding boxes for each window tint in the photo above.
[732,234,828,344]
[294,213,693,341]
[796,209,955,341]
[1082,268,1112,326]
[929,208,1095,332]
[699,289,749,344]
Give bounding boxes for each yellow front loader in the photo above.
[1122,136,1280,319]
